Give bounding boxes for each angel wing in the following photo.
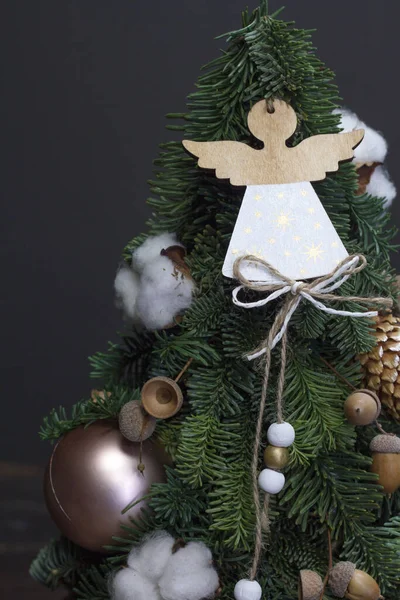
[183,140,257,185]
[292,130,364,181]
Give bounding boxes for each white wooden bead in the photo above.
[258,468,285,494]
[267,422,295,447]
[234,579,262,600]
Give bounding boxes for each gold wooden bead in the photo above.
[264,445,289,470]
[141,376,183,419]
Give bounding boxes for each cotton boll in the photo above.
[111,568,161,600]
[366,165,396,208]
[333,107,362,133]
[127,531,175,583]
[143,256,187,294]
[136,264,194,330]
[159,566,219,600]
[165,541,213,575]
[353,123,388,165]
[132,234,182,272]
[114,267,140,320]
[333,107,388,164]
[136,281,178,330]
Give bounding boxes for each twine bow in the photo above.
[232,253,392,582]
[233,254,392,360]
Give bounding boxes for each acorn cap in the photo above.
[299,570,323,600]
[141,376,183,419]
[329,562,355,598]
[118,400,156,442]
[370,434,400,454]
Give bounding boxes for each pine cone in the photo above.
[359,313,400,422]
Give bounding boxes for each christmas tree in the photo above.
[31,3,400,599]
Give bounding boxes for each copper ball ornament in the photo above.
[118,400,157,442]
[344,390,381,426]
[370,434,400,494]
[141,376,183,419]
[264,445,289,470]
[44,421,170,553]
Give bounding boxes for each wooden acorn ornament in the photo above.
[118,400,157,442]
[299,570,323,600]
[344,390,381,426]
[329,562,382,600]
[141,358,192,419]
[141,376,183,419]
[370,434,400,494]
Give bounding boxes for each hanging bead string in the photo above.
[232,253,392,581]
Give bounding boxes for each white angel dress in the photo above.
[183,100,363,284]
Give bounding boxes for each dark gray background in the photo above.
[2,0,400,467]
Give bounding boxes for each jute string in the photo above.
[232,253,393,580]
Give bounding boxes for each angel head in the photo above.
[247,99,297,144]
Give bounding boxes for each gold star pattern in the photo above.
[307,207,315,214]
[300,268,307,275]
[284,250,291,257]
[303,243,324,263]
[331,241,338,248]
[268,238,276,245]
[275,211,295,231]
[300,189,308,197]
[244,226,252,234]
[277,192,284,199]
[232,249,239,255]
[255,194,262,201]
[255,210,262,218]
[314,222,321,230]
[293,235,302,242]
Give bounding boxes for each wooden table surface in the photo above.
[1,462,70,599]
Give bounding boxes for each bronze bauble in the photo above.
[345,570,382,600]
[264,445,289,470]
[344,390,381,426]
[44,421,169,553]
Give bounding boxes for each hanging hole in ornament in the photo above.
[266,99,275,114]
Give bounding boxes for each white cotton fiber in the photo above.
[165,542,213,575]
[132,234,182,272]
[136,267,194,330]
[333,107,360,133]
[114,267,140,320]
[334,107,388,164]
[353,123,388,165]
[135,281,178,330]
[127,531,175,584]
[111,568,161,600]
[159,567,219,600]
[366,165,396,208]
[142,256,186,294]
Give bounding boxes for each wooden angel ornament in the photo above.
[183,99,364,283]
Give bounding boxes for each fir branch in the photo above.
[40,387,140,441]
